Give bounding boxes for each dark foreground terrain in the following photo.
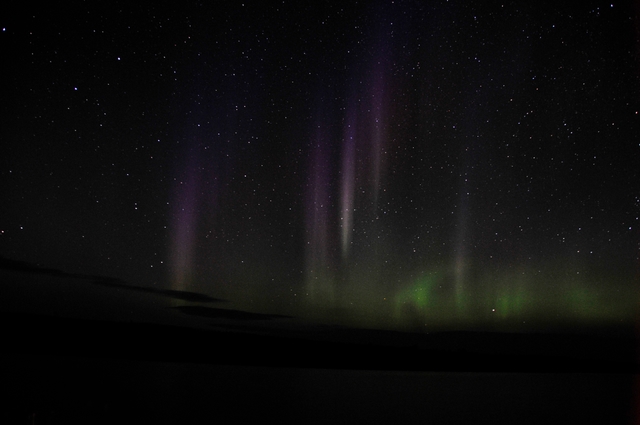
[2,311,639,424]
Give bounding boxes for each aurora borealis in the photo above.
[2,0,640,334]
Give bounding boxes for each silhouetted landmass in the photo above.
[0,256,223,303]
[93,279,226,303]
[1,310,636,373]
[162,289,224,303]
[2,311,638,425]
[0,257,71,277]
[174,305,293,321]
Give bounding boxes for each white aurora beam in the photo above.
[340,122,356,259]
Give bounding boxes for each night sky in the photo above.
[2,0,640,333]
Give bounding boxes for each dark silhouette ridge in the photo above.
[1,310,636,373]
[0,256,224,303]
[93,280,226,303]
[173,305,294,321]
[4,310,635,425]
[0,257,71,277]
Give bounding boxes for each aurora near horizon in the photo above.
[2,0,639,334]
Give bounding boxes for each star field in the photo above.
[1,0,639,332]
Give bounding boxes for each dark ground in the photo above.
[2,311,638,424]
